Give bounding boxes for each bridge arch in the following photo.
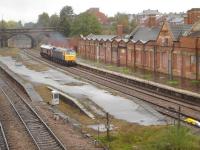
[0,28,63,48]
[7,33,35,48]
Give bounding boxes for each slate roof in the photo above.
[188,31,200,37]
[169,17,184,24]
[139,9,161,16]
[128,23,193,42]
[85,33,117,41]
[129,27,161,43]
[169,24,192,40]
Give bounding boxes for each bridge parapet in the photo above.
[0,27,64,48]
[0,27,62,34]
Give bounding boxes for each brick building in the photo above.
[185,8,200,24]
[78,21,200,80]
[86,8,108,25]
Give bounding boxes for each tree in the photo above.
[114,13,129,34]
[71,12,102,36]
[59,5,74,36]
[0,20,7,29]
[7,21,18,28]
[60,6,74,20]
[17,21,23,28]
[129,19,137,32]
[0,20,22,29]
[37,12,50,27]
[24,22,36,28]
[49,14,60,27]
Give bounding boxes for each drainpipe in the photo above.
[195,38,199,80]
[169,42,174,80]
[97,42,99,63]
[133,43,136,68]
[143,44,145,69]
[117,46,119,67]
[111,42,113,64]
[84,41,86,59]
[126,45,128,67]
[153,44,157,72]
[105,43,107,63]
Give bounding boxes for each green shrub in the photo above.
[98,126,200,150]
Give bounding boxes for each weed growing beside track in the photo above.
[98,125,200,150]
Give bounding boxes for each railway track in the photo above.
[0,123,9,150]
[0,74,66,150]
[61,66,200,122]
[76,64,200,104]
[23,50,200,126]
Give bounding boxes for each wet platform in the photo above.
[0,61,43,102]
[0,56,166,126]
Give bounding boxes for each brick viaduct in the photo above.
[0,27,62,48]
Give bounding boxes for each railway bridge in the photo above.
[0,27,62,48]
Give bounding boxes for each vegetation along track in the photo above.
[0,72,66,150]
[24,50,200,126]
[0,122,9,150]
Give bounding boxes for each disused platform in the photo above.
[0,56,166,125]
[47,86,95,119]
[0,62,43,102]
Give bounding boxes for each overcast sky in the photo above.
[0,0,199,23]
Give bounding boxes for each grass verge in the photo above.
[98,125,200,150]
[166,80,179,86]
[191,80,200,85]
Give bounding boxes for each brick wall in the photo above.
[187,8,200,24]
[78,36,200,80]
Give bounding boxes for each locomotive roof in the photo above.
[40,44,53,49]
[40,44,75,52]
[54,47,74,52]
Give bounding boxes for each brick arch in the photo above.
[7,33,35,48]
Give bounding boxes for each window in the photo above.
[191,56,196,64]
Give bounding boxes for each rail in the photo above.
[0,78,66,150]
[24,50,200,128]
[0,122,9,150]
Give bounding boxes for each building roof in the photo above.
[129,26,161,43]
[167,16,184,24]
[169,24,192,40]
[191,20,200,32]
[188,31,200,37]
[188,8,200,12]
[128,22,193,42]
[85,33,117,41]
[139,9,161,16]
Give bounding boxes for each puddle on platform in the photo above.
[0,56,166,125]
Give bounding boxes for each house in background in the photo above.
[86,8,109,25]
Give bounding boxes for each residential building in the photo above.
[86,8,108,25]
